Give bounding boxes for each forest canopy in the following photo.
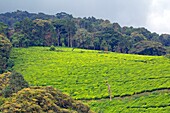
[0,10,169,56]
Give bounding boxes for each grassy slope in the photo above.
[10,47,170,112]
[88,90,170,113]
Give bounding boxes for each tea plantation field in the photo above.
[88,90,170,112]
[10,47,170,112]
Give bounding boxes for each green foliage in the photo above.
[88,91,170,113]
[10,47,170,100]
[165,54,170,59]
[0,97,6,106]
[6,58,14,71]
[10,32,27,47]
[8,47,170,112]
[2,71,29,97]
[0,72,10,96]
[130,32,146,43]
[1,11,170,112]
[0,86,94,113]
[0,34,12,74]
[129,41,166,56]
[159,34,170,46]
[0,22,8,35]
[1,11,169,56]
[49,45,56,51]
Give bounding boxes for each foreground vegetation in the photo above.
[1,86,93,113]
[0,72,29,107]
[0,72,93,113]
[10,47,170,112]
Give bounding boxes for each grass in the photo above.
[10,47,170,112]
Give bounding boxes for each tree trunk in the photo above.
[57,29,60,46]
[68,33,70,47]
[70,33,73,47]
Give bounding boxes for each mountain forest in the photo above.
[0,10,170,112]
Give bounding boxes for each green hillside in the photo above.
[10,47,170,112]
[89,90,170,112]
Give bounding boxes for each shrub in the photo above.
[49,45,56,51]
[2,71,29,97]
[0,86,94,113]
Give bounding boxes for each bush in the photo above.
[2,71,29,97]
[0,86,94,113]
[49,45,56,51]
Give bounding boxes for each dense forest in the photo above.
[0,10,169,56]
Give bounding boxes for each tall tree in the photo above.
[33,19,54,46]
[52,19,67,46]
[65,20,76,47]
[73,28,92,48]
[10,32,27,47]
